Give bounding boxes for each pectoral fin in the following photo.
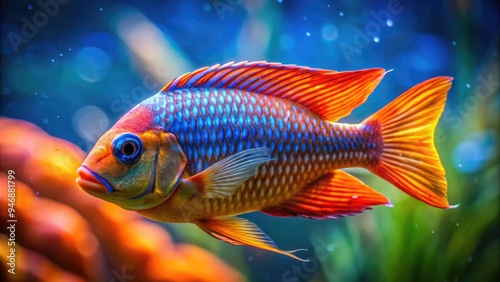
[263,170,391,219]
[196,216,307,261]
[187,147,272,198]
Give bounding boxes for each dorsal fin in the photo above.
[161,61,386,122]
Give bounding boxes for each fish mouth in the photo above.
[76,166,116,193]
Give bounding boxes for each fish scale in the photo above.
[149,88,381,217]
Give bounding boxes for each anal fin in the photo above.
[196,217,307,261]
[262,170,391,219]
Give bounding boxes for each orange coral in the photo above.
[0,117,244,282]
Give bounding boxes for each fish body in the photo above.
[136,87,382,222]
[76,62,453,260]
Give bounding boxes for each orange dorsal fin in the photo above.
[262,170,391,219]
[161,61,386,121]
[196,216,307,261]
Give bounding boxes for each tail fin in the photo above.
[363,77,453,208]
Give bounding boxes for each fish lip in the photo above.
[76,165,117,193]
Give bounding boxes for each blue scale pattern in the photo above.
[151,88,378,175]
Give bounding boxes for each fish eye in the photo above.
[111,133,144,165]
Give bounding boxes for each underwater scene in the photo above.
[1,0,499,281]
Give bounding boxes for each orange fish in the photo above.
[76,62,454,260]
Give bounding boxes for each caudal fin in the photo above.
[363,77,453,208]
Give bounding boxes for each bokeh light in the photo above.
[453,131,497,173]
[321,23,338,42]
[72,105,110,143]
[74,47,111,82]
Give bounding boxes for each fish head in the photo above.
[76,105,187,210]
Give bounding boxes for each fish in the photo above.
[76,61,454,261]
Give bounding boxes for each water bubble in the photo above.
[339,11,344,16]
[452,41,457,46]
[415,224,418,228]
[99,7,103,12]
[28,5,32,10]
[69,48,72,51]
[277,0,283,3]
[203,3,211,11]
[327,4,330,8]
[303,16,308,21]
[373,36,380,43]
[43,118,49,124]
[456,223,459,226]
[458,163,462,167]
[59,53,63,57]
[51,58,55,62]
[306,32,311,37]
[466,83,471,88]
[321,23,338,41]
[386,19,393,27]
